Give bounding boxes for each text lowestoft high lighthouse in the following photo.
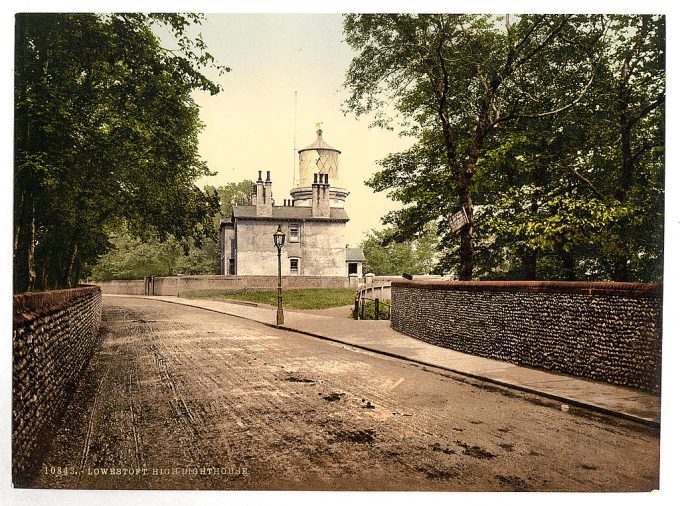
[220,127,365,278]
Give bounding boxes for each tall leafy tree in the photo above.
[476,15,664,282]
[343,14,601,279]
[360,225,439,276]
[345,14,663,282]
[89,180,254,280]
[205,179,254,228]
[14,13,228,291]
[602,15,664,281]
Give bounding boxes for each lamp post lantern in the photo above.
[273,224,286,325]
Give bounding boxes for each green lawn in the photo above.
[180,288,357,310]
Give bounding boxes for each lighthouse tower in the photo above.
[290,126,349,207]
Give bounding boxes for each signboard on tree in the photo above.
[448,208,470,234]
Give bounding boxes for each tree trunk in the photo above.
[432,27,476,281]
[458,171,474,280]
[611,41,637,283]
[438,95,475,280]
[25,204,36,291]
[458,92,493,281]
[522,249,537,280]
[14,195,36,293]
[560,251,576,281]
[66,244,79,288]
[612,257,630,282]
[39,256,48,292]
[610,102,634,282]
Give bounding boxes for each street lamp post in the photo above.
[273,224,286,325]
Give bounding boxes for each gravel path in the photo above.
[28,297,659,491]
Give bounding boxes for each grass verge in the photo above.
[180,288,357,310]
[353,299,391,320]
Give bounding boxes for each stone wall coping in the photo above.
[153,275,352,281]
[391,279,662,298]
[13,285,101,316]
[94,279,144,282]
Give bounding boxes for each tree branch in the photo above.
[518,67,596,118]
[510,15,572,74]
[627,93,665,130]
[565,166,604,200]
[632,141,664,164]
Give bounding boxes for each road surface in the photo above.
[28,296,659,491]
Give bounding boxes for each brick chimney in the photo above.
[312,172,330,218]
[255,170,272,217]
[264,170,273,208]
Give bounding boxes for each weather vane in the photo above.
[315,121,323,129]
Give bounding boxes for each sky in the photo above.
[160,14,414,246]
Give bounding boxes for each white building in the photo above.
[220,128,364,278]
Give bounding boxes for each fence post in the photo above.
[374,298,379,320]
[354,298,359,320]
[361,298,365,320]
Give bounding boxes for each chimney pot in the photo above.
[266,170,271,182]
[258,170,262,182]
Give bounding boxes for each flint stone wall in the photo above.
[391,280,662,393]
[12,286,102,482]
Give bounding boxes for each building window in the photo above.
[348,262,358,275]
[289,224,300,243]
[290,257,300,275]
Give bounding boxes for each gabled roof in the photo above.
[230,205,349,222]
[345,247,366,262]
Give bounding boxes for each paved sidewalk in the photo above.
[105,294,661,426]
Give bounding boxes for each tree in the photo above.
[14,13,228,292]
[88,231,219,280]
[361,225,439,276]
[344,14,602,279]
[475,15,664,282]
[88,180,254,280]
[344,14,663,282]
[602,15,664,281]
[205,180,254,228]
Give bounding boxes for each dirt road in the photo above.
[28,296,659,491]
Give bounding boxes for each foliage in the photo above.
[344,14,664,282]
[14,13,228,291]
[360,224,439,276]
[88,230,220,280]
[88,180,253,280]
[205,180,254,227]
[353,299,391,320]
[181,288,357,310]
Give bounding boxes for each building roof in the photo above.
[345,247,366,262]
[299,128,341,154]
[230,205,349,222]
